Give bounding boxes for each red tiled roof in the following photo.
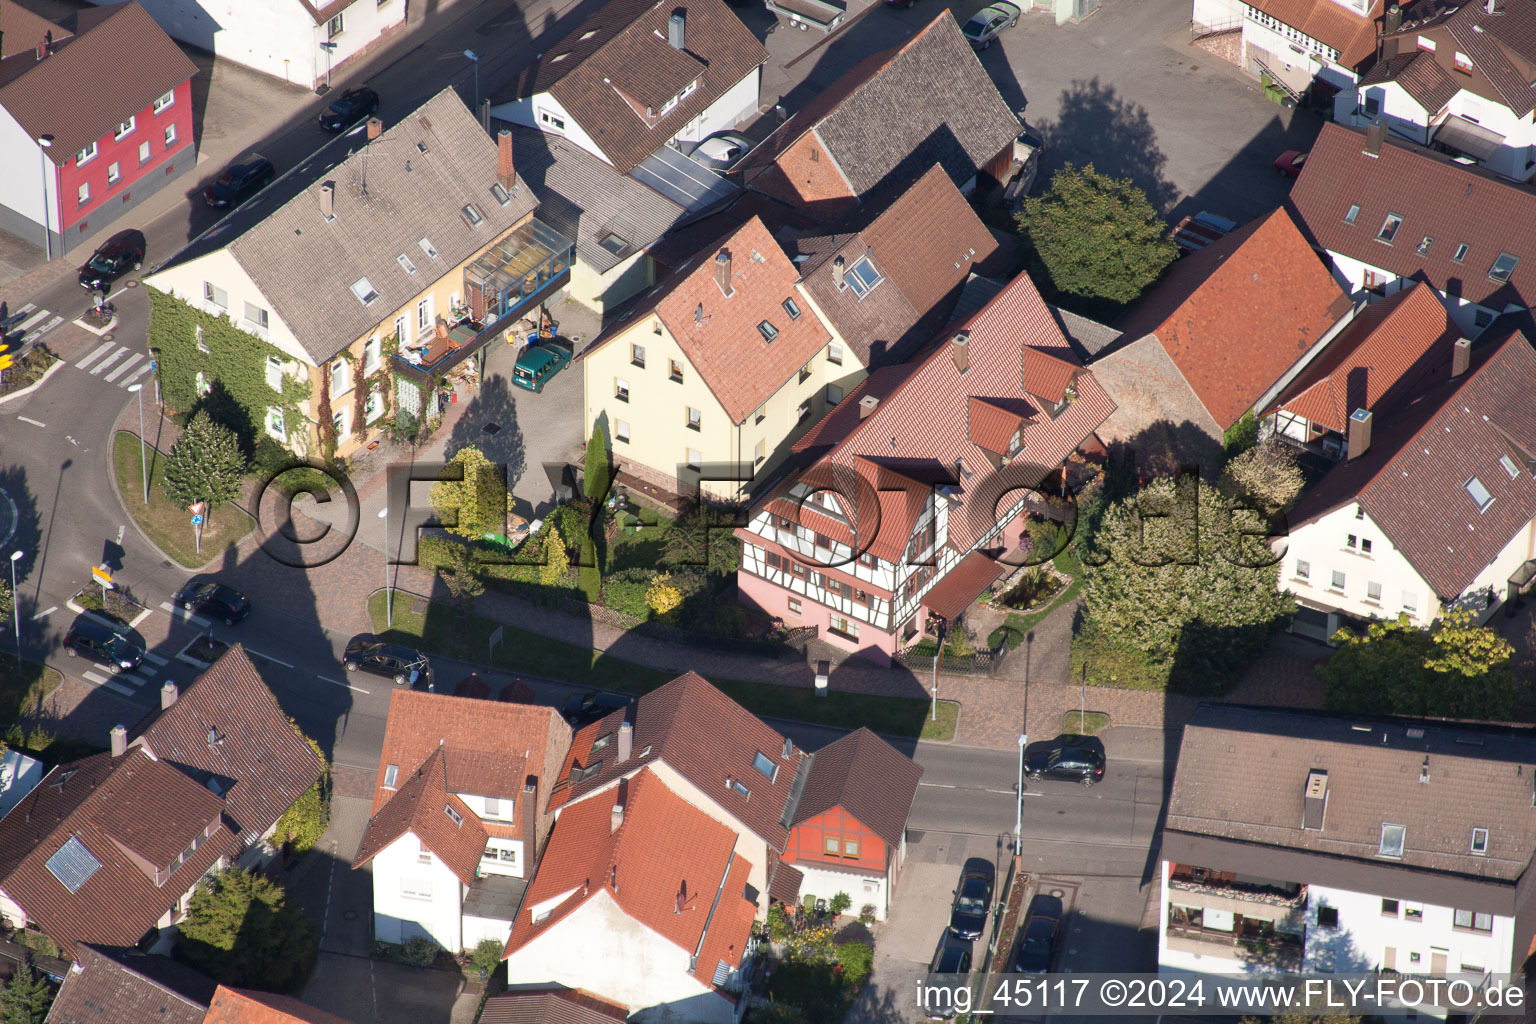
[139,645,322,842]
[1113,207,1349,431]
[203,985,358,1024]
[1290,329,1536,598]
[1246,0,1382,66]
[967,396,1036,455]
[353,747,488,886]
[0,749,236,959]
[1289,122,1536,308]
[548,673,805,852]
[792,728,923,848]
[505,768,747,971]
[1269,281,1458,433]
[921,550,1007,620]
[690,852,755,995]
[0,2,197,162]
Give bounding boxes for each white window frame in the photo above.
[332,405,351,441]
[77,182,90,206]
[328,11,345,37]
[365,334,381,374]
[615,419,631,443]
[266,407,286,441]
[204,282,228,310]
[331,358,351,396]
[417,296,433,333]
[383,764,399,788]
[153,89,175,114]
[686,448,702,470]
[244,302,269,330]
[115,116,136,141]
[351,278,380,305]
[138,140,151,165]
[77,141,98,166]
[106,162,121,185]
[265,357,285,392]
[539,109,566,132]
[400,876,432,900]
[365,387,386,423]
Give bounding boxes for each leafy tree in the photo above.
[439,543,485,611]
[646,572,682,622]
[1223,411,1260,458]
[163,412,247,522]
[0,578,12,627]
[584,423,612,504]
[470,938,504,975]
[828,891,852,917]
[1081,475,1294,682]
[539,532,570,587]
[1017,163,1178,309]
[429,445,506,540]
[0,962,53,1024]
[1219,438,1304,513]
[274,720,329,855]
[1320,611,1517,719]
[178,869,317,992]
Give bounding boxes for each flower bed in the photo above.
[177,634,230,669]
[69,586,144,624]
[0,345,57,399]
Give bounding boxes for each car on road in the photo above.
[63,616,143,672]
[77,229,145,291]
[690,131,754,171]
[1025,734,1106,786]
[1274,150,1308,178]
[924,939,973,1018]
[961,1,1020,49]
[948,858,995,940]
[563,690,633,727]
[343,633,433,687]
[203,156,276,207]
[512,341,572,393]
[174,581,251,625]
[318,87,380,132]
[1012,894,1064,973]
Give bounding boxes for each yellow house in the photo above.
[580,214,857,500]
[144,88,573,458]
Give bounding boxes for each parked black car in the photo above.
[77,229,145,290]
[1012,894,1064,973]
[948,858,995,941]
[343,633,433,687]
[924,939,973,1018]
[562,690,633,727]
[318,87,380,132]
[203,156,275,207]
[1024,735,1106,786]
[174,581,251,625]
[62,615,143,672]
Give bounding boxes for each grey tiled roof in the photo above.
[46,944,215,1024]
[505,126,684,274]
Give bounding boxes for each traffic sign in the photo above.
[91,566,113,589]
[188,501,206,515]
[191,514,205,526]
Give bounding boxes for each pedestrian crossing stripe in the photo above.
[74,342,156,390]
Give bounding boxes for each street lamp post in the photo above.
[35,135,53,261]
[127,384,147,504]
[9,551,22,668]
[464,50,480,113]
[378,506,391,627]
[320,40,337,91]
[1015,732,1028,841]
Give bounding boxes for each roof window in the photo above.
[1502,454,1520,479]
[350,277,380,305]
[758,320,779,342]
[598,232,629,256]
[727,776,749,798]
[491,182,512,206]
[1453,242,1470,263]
[752,751,777,781]
[1344,203,1360,224]
[1378,823,1406,859]
[580,28,599,39]
[1416,235,1433,255]
[419,237,439,259]
[397,253,417,274]
[445,804,463,827]
[1377,213,1403,244]
[1489,251,1519,283]
[592,733,613,751]
[1465,476,1494,511]
[1472,827,1489,855]
[462,203,485,227]
[844,255,883,298]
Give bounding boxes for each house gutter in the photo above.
[691,834,739,971]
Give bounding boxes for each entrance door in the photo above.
[1431,950,1448,973]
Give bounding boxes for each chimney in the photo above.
[366,117,383,141]
[110,724,127,758]
[617,721,633,764]
[714,249,733,296]
[1364,119,1387,158]
[951,331,970,375]
[1452,337,1471,378]
[497,129,516,190]
[1347,407,1373,460]
[160,682,178,710]
[522,773,539,863]
[832,255,846,289]
[611,800,625,832]
[1384,3,1404,32]
[320,181,335,220]
[859,394,880,419]
[668,12,686,50]
[481,98,492,134]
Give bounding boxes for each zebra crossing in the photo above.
[81,649,169,699]
[75,339,155,390]
[0,303,65,345]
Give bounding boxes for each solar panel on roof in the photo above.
[46,836,102,894]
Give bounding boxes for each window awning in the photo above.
[922,550,1006,621]
[1434,115,1504,161]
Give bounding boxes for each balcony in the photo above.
[1168,866,1306,909]
[1165,918,1304,971]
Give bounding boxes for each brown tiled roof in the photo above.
[45,944,216,1024]
[1168,703,1536,881]
[766,859,803,905]
[1111,207,1349,431]
[138,645,322,842]
[0,2,196,162]
[0,749,236,959]
[0,1,69,60]
[1268,281,1457,433]
[580,215,832,423]
[294,0,354,27]
[204,986,358,1024]
[1359,51,1459,113]
[444,749,528,801]
[548,672,805,851]
[1246,0,1382,66]
[740,15,1019,198]
[922,551,1007,621]
[506,768,753,990]
[500,0,767,174]
[1289,122,1536,308]
[1290,328,1536,597]
[1442,0,1536,116]
[353,747,488,886]
[454,672,493,699]
[481,989,630,1024]
[498,678,539,704]
[794,728,922,848]
[796,166,1000,367]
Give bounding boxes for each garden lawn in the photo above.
[987,547,1083,648]
[0,658,62,722]
[368,592,956,741]
[113,432,254,568]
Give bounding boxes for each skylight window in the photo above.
[46,837,102,894]
[598,232,629,256]
[1471,827,1489,855]
[783,297,801,320]
[1453,242,1470,263]
[350,277,380,305]
[491,182,512,206]
[758,320,779,342]
[445,804,463,827]
[1344,203,1361,224]
[753,751,777,781]
[728,777,749,798]
[1466,476,1494,511]
[1489,251,1519,283]
[1379,823,1406,859]
[551,52,570,62]
[845,256,883,297]
[1502,454,1521,479]
[1377,213,1403,244]
[419,237,439,259]
[580,28,599,38]
[1416,236,1433,255]
[462,203,485,227]
[397,253,417,274]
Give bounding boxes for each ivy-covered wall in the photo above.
[148,287,312,453]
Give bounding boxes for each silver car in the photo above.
[690,131,754,171]
[962,0,1020,48]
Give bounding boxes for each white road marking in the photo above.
[920,782,959,789]
[158,601,212,627]
[317,674,369,694]
[15,309,49,332]
[101,678,137,697]
[129,607,153,627]
[16,416,45,428]
[142,650,168,666]
[83,670,109,684]
[7,303,36,318]
[247,649,294,668]
[120,362,153,387]
[31,606,55,619]
[103,353,143,383]
[76,341,116,369]
[89,349,125,375]
[29,316,64,340]
[117,672,150,689]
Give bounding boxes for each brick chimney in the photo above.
[859,394,880,419]
[832,255,846,290]
[1347,408,1372,460]
[110,724,127,758]
[1364,120,1387,158]
[1452,337,1471,378]
[320,181,335,220]
[951,331,970,375]
[521,773,539,867]
[161,682,178,710]
[714,249,733,297]
[366,117,383,141]
[497,129,516,190]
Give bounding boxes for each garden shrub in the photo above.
[401,935,441,967]
[834,941,873,989]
